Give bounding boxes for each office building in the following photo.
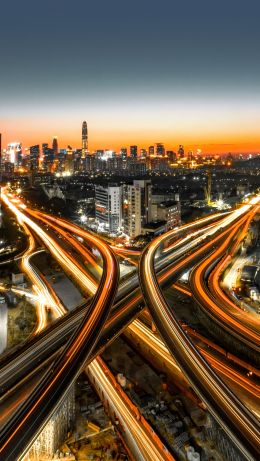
[133,179,152,226]
[120,147,127,159]
[156,201,181,230]
[167,151,177,162]
[140,148,147,158]
[148,145,155,156]
[95,184,122,233]
[82,120,88,158]
[65,145,74,173]
[43,148,55,172]
[155,143,165,156]
[29,145,40,170]
[6,143,22,167]
[130,145,138,159]
[188,150,193,161]
[52,137,58,156]
[178,145,185,158]
[123,183,142,238]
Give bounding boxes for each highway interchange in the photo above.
[0,189,259,460]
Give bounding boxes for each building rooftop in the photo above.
[158,201,179,208]
[142,221,167,230]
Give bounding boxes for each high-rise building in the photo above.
[6,143,22,167]
[42,143,48,155]
[120,147,127,159]
[85,154,96,173]
[82,121,88,158]
[43,148,55,172]
[123,183,142,238]
[120,147,127,169]
[133,179,152,225]
[29,145,40,170]
[178,145,185,158]
[148,145,154,156]
[188,150,193,161]
[155,143,165,156]
[65,145,74,173]
[52,137,58,156]
[140,148,147,158]
[95,184,122,233]
[166,150,177,163]
[130,145,138,159]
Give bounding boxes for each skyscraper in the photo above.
[178,145,185,158]
[29,145,40,170]
[130,145,138,159]
[140,148,147,158]
[123,183,141,238]
[6,142,22,166]
[148,145,154,156]
[95,184,122,233]
[82,121,88,158]
[155,143,165,156]
[120,147,127,159]
[52,137,58,156]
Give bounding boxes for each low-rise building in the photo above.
[141,221,167,236]
[156,201,181,230]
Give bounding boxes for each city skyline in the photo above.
[1,0,260,154]
[1,125,260,156]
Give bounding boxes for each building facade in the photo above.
[95,184,122,233]
[123,183,142,238]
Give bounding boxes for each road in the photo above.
[0,191,119,460]
[190,203,260,351]
[139,197,260,461]
[87,357,175,461]
[0,209,229,396]
[1,190,259,459]
[126,320,260,417]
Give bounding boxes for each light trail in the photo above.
[191,204,260,350]
[87,357,175,461]
[0,190,119,461]
[2,191,97,296]
[127,321,260,410]
[139,196,260,461]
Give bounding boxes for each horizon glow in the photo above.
[1,0,260,155]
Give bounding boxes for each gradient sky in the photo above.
[1,0,260,153]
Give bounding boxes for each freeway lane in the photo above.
[0,215,255,406]
[0,196,119,460]
[0,208,230,395]
[0,212,234,418]
[0,205,252,399]
[0,194,256,452]
[190,204,260,351]
[208,211,260,333]
[2,194,97,297]
[87,357,176,461]
[139,198,260,461]
[0,199,259,460]
[126,320,260,417]
[20,223,67,326]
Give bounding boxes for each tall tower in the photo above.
[52,137,58,156]
[82,121,88,158]
[178,145,185,159]
[130,145,137,159]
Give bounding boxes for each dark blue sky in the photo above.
[1,0,260,152]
